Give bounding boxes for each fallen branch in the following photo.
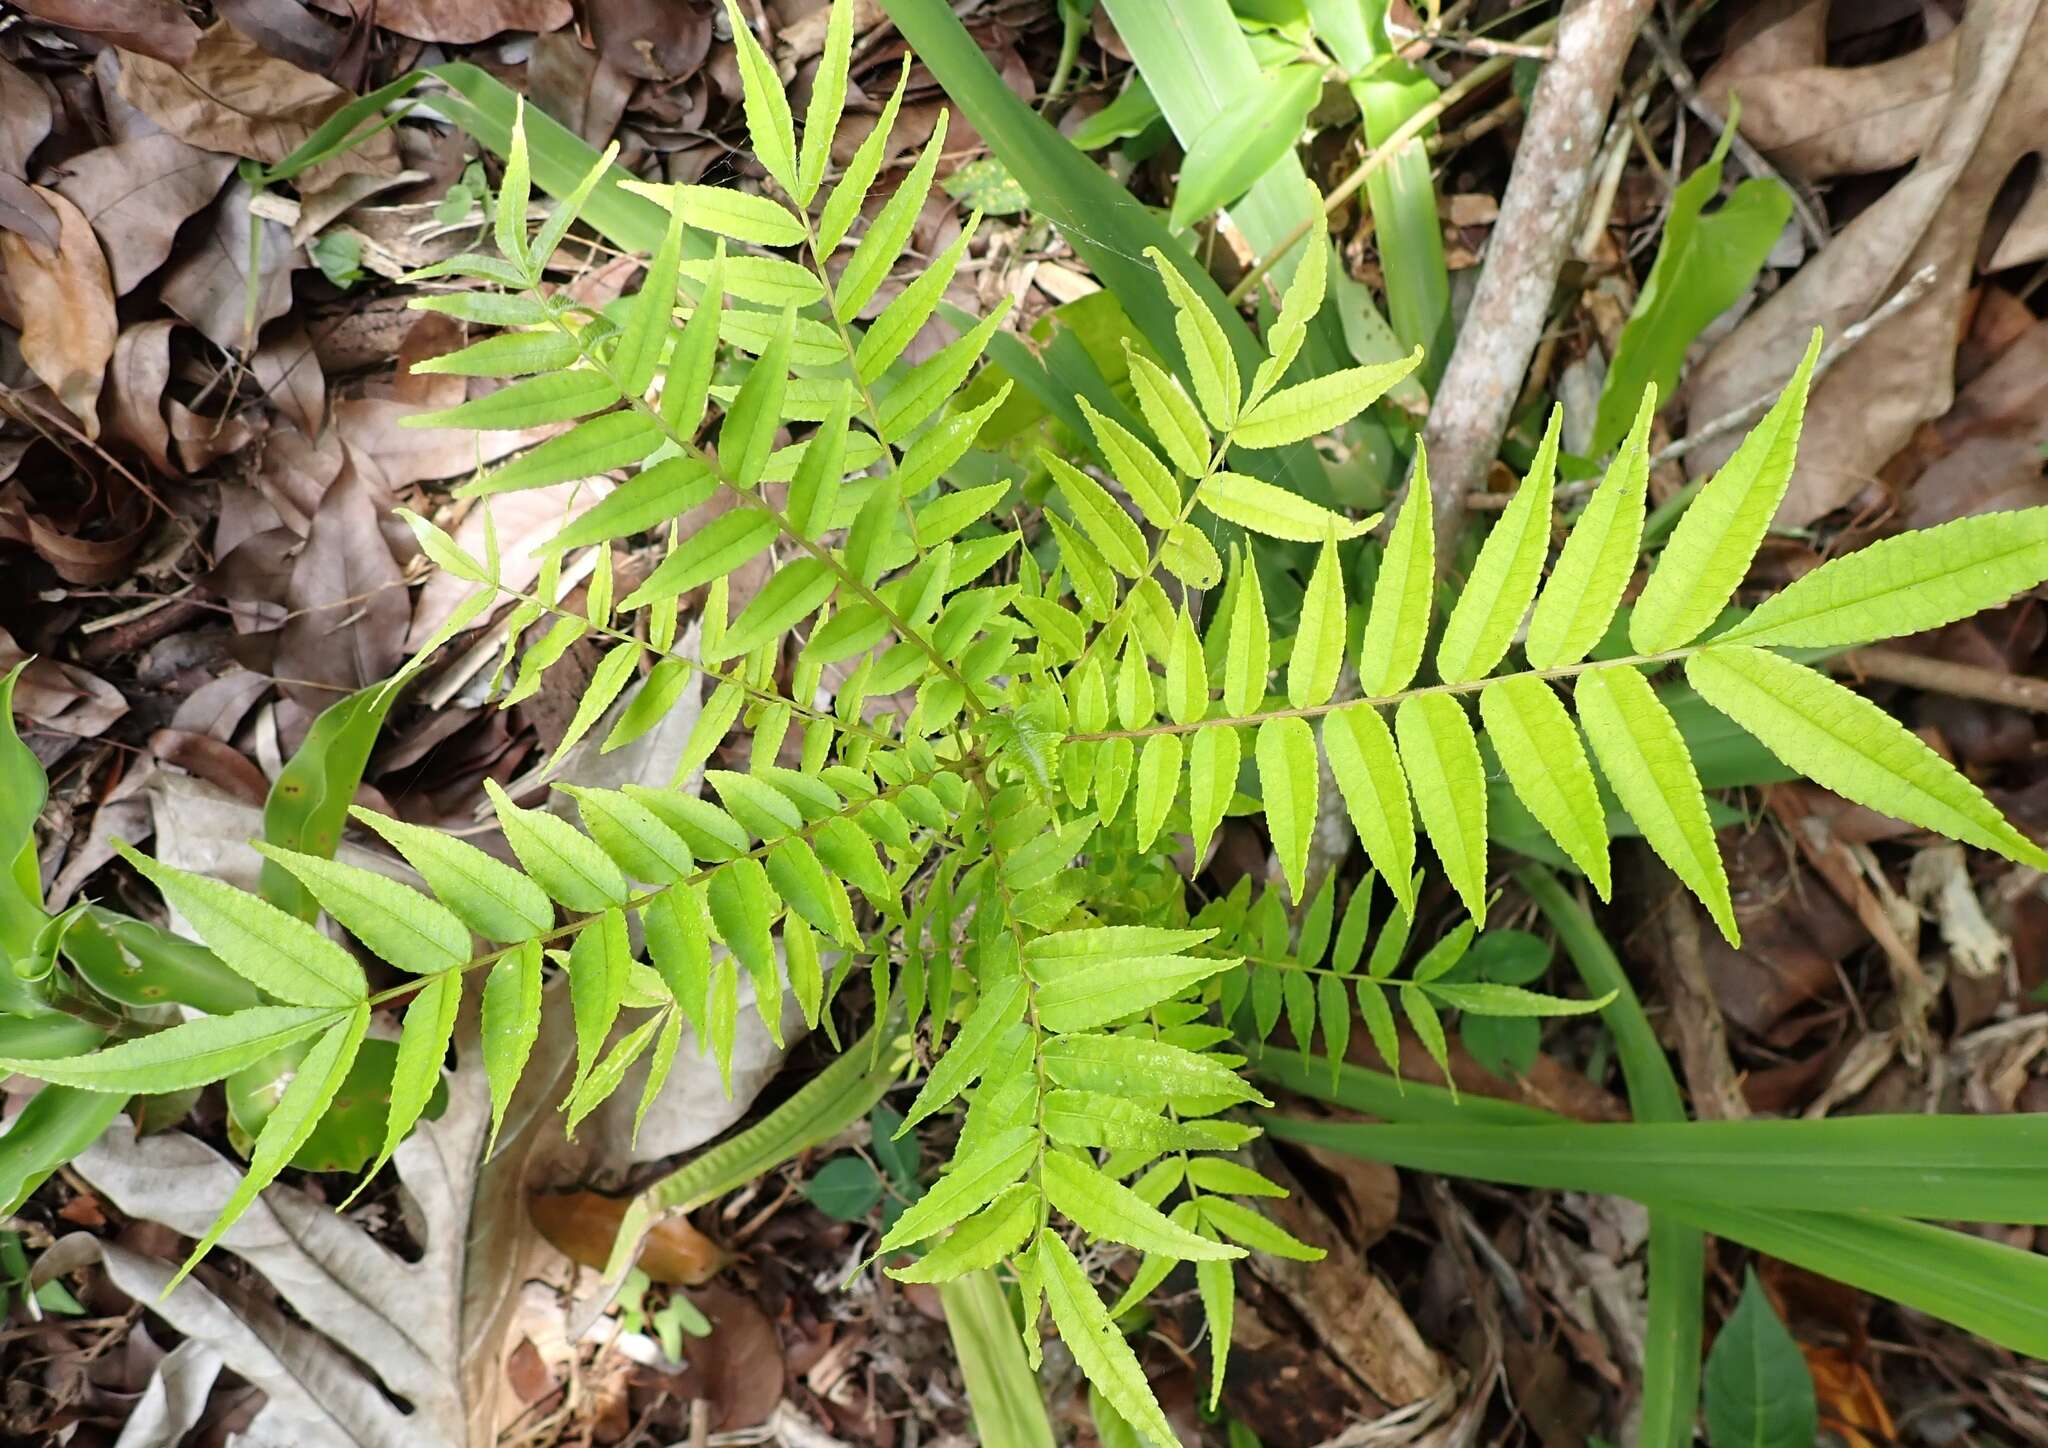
[1417,0,1657,561]
[1830,647,2048,717]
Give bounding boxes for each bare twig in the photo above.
[1416,0,1657,563]
[1830,647,2048,716]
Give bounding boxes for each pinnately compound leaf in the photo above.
[1524,388,1652,669]
[1632,329,1821,654]
[1575,664,1738,943]
[1687,645,2048,870]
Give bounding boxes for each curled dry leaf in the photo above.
[53,134,237,296]
[106,320,179,475]
[528,1191,728,1284]
[0,627,127,764]
[15,0,202,65]
[0,54,53,179]
[251,320,328,437]
[276,470,409,704]
[1687,0,2048,525]
[0,187,118,439]
[114,21,400,192]
[303,0,571,44]
[159,179,295,355]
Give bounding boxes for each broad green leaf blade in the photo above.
[1436,409,1558,684]
[797,0,854,205]
[1290,533,1346,709]
[1687,645,2048,870]
[359,969,460,1190]
[1524,389,1652,669]
[1357,448,1434,696]
[1035,1229,1178,1448]
[1043,1152,1242,1261]
[938,1266,1059,1448]
[1256,717,1318,904]
[1478,676,1610,898]
[174,1004,369,1287]
[1323,704,1416,917]
[1703,1268,1821,1448]
[1631,329,1822,653]
[1196,472,1374,542]
[1716,508,2048,649]
[251,845,471,974]
[1146,244,1240,429]
[482,940,542,1153]
[0,1006,336,1093]
[112,843,365,1007]
[723,0,798,197]
[1168,63,1322,231]
[351,808,554,943]
[1393,694,1488,924]
[485,779,629,911]
[1592,108,1792,457]
[1233,350,1422,451]
[1575,665,1737,943]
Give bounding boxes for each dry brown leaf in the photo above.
[304,0,571,44]
[1687,0,2048,525]
[15,0,202,65]
[1902,317,2048,527]
[0,55,53,179]
[0,176,59,255]
[114,21,400,192]
[0,627,127,764]
[169,401,261,473]
[527,31,636,150]
[250,320,327,437]
[105,320,178,475]
[53,134,237,296]
[527,1191,728,1284]
[588,0,712,81]
[0,187,118,440]
[276,470,409,704]
[214,0,349,74]
[149,728,271,805]
[159,179,295,355]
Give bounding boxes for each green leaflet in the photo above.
[617,195,684,396]
[1125,348,1210,478]
[1041,1152,1242,1261]
[890,1184,1037,1284]
[1079,397,1178,527]
[1133,734,1182,854]
[358,970,460,1191]
[796,0,852,204]
[723,0,798,197]
[1632,330,1821,654]
[719,305,795,490]
[1435,408,1558,684]
[1146,244,1240,430]
[1289,534,1346,710]
[566,786,694,884]
[404,369,619,431]
[1576,665,1737,943]
[174,1004,368,1287]
[568,910,630,1093]
[350,807,554,943]
[1393,694,1487,925]
[1232,350,1421,451]
[1187,724,1240,864]
[1357,448,1434,696]
[1047,451,1147,576]
[1196,1253,1235,1412]
[901,972,1027,1130]
[1524,388,1652,669]
[113,844,365,1007]
[622,506,778,610]
[1687,646,2048,871]
[1036,1229,1179,1448]
[0,1006,337,1094]
[1256,717,1318,904]
[252,845,470,974]
[620,181,805,247]
[859,217,980,382]
[485,779,629,911]
[817,57,908,253]
[458,412,663,498]
[837,111,949,319]
[1323,704,1415,917]
[1716,508,2048,649]
[1478,676,1610,899]
[1223,548,1269,716]
[1196,472,1375,542]
[1041,1033,1265,1106]
[877,1126,1035,1255]
[481,941,542,1153]
[1198,1195,1324,1261]
[543,456,715,555]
